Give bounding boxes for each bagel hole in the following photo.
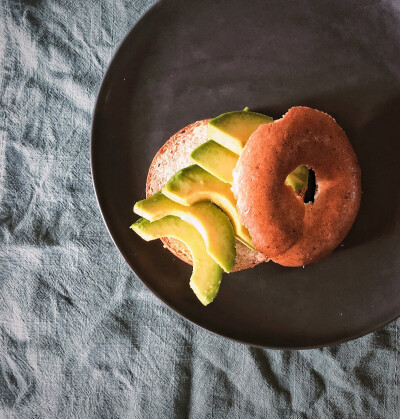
[304,168,316,203]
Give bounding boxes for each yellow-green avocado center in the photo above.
[131,216,222,306]
[134,192,235,273]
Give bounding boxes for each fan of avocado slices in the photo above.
[131,108,309,306]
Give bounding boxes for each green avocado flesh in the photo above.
[190,140,239,184]
[190,140,239,185]
[207,110,273,155]
[134,192,236,273]
[131,216,222,306]
[191,140,308,191]
[162,165,253,248]
[190,140,308,191]
[286,165,309,191]
[204,110,307,190]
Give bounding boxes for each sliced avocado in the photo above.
[191,140,308,191]
[131,216,222,306]
[286,165,309,191]
[162,165,253,248]
[134,192,236,272]
[208,110,273,154]
[190,140,239,184]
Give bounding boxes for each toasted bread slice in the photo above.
[145,119,268,272]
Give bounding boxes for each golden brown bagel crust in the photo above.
[145,119,268,272]
[233,107,361,267]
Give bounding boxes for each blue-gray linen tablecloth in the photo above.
[0,1,399,418]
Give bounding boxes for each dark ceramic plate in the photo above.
[91,0,400,348]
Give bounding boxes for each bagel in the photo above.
[233,106,361,267]
[146,119,268,272]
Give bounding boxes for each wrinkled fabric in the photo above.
[0,1,399,418]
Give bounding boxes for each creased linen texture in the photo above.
[0,1,398,418]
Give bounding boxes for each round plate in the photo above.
[91,0,400,348]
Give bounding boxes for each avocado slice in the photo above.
[191,140,308,191]
[190,140,239,184]
[162,165,253,248]
[208,110,273,155]
[131,216,222,306]
[134,192,236,272]
[286,165,309,191]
